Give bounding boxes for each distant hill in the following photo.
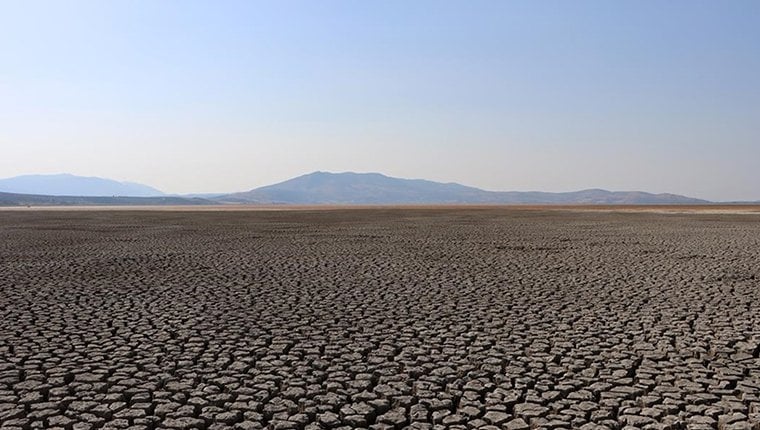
[0,174,164,197]
[0,191,212,206]
[0,171,713,206]
[221,171,709,205]
[491,189,708,205]
[221,171,496,204]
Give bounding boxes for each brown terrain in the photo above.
[1,207,759,430]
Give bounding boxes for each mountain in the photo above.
[221,171,709,205]
[0,171,712,205]
[0,174,164,197]
[489,189,708,205]
[222,172,495,204]
[0,191,212,206]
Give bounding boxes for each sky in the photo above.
[1,1,758,200]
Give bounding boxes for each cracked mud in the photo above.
[1,209,759,430]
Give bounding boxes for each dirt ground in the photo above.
[1,208,759,430]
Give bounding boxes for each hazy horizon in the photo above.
[2,1,759,200]
[0,170,749,201]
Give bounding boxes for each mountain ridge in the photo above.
[0,191,212,206]
[0,174,164,197]
[221,171,710,205]
[0,171,721,205]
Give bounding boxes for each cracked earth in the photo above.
[1,209,759,430]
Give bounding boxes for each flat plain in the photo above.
[1,208,759,430]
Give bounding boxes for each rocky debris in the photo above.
[0,208,759,429]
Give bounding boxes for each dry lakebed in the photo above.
[1,208,759,430]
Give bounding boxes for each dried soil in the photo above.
[1,209,759,430]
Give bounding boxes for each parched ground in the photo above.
[1,208,759,430]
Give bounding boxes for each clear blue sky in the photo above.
[1,1,758,200]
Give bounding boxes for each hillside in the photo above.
[0,174,165,197]
[0,192,212,206]
[221,172,709,205]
